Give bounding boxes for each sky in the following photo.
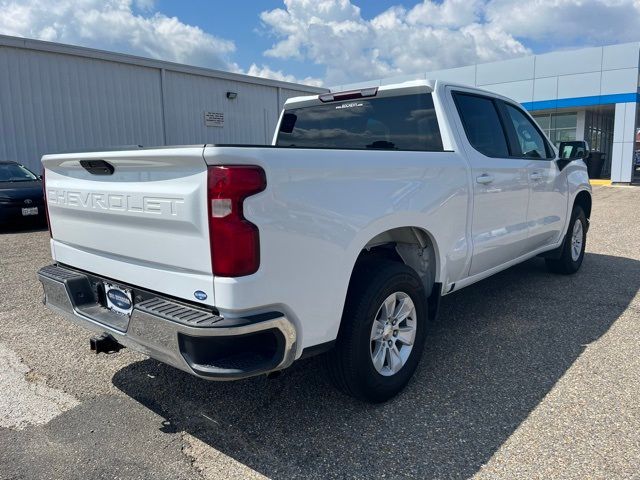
[1,0,640,87]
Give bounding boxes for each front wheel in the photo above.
[326,260,428,403]
[546,205,587,274]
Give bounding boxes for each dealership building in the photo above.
[0,35,326,174]
[336,42,640,184]
[1,35,638,183]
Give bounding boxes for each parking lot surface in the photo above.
[0,186,639,480]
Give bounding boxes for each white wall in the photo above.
[415,43,640,105]
[611,102,638,182]
[163,70,284,146]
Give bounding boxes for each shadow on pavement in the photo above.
[113,253,640,479]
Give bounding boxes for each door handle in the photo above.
[476,173,494,184]
[530,171,544,181]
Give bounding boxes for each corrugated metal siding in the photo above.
[0,40,323,172]
[163,70,283,145]
[0,46,164,171]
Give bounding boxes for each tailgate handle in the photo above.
[80,160,115,175]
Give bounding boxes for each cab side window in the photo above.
[452,93,510,158]
[504,104,551,159]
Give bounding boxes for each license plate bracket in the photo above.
[104,283,134,317]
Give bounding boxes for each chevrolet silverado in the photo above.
[38,80,592,402]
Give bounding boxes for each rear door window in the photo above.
[276,94,444,151]
[452,93,510,158]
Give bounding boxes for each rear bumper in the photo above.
[37,264,297,380]
[0,204,46,221]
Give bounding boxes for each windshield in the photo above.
[0,163,38,182]
[276,93,444,151]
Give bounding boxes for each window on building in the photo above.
[553,113,578,143]
[532,112,577,145]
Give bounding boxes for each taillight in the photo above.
[207,165,266,277]
[42,169,52,237]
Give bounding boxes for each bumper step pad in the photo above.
[135,298,223,328]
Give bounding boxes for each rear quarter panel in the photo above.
[204,146,470,353]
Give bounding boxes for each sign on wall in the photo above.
[204,112,224,127]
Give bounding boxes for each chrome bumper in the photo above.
[37,264,297,380]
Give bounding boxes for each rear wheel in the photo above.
[326,260,428,403]
[545,205,587,274]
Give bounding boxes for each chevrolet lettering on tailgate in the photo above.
[47,189,185,216]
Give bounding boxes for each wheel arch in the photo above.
[340,225,443,326]
[574,189,592,222]
[542,187,592,262]
[361,225,439,276]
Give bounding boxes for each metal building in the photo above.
[0,35,327,173]
[334,42,640,184]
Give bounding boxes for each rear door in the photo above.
[500,102,567,250]
[450,90,530,276]
[42,146,214,305]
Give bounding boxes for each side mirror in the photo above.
[558,140,590,160]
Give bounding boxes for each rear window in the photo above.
[276,94,444,152]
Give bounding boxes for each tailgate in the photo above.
[42,146,214,305]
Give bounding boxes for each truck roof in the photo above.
[282,78,516,110]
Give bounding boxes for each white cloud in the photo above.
[0,0,236,69]
[246,63,324,86]
[260,0,530,85]
[260,0,640,85]
[486,0,640,46]
[406,0,484,27]
[0,0,324,86]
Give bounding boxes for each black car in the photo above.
[0,161,46,225]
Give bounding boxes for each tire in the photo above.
[545,205,587,274]
[326,259,428,403]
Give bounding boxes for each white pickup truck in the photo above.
[38,80,592,402]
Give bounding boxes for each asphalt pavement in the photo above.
[0,185,638,479]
